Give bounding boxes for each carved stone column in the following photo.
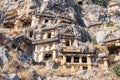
[34,53,37,61]
[79,56,82,63]
[62,39,66,47]
[79,56,82,70]
[39,52,44,62]
[71,56,74,63]
[61,56,66,65]
[51,31,55,38]
[43,33,47,39]
[104,58,108,70]
[53,51,57,60]
[87,55,92,70]
[73,39,78,48]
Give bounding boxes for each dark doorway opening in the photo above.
[30,31,33,38]
[82,57,87,63]
[74,56,79,63]
[66,40,70,46]
[83,66,88,70]
[45,19,48,23]
[66,56,71,63]
[48,32,51,38]
[78,1,83,5]
[44,54,52,60]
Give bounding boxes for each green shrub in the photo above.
[92,0,109,7]
[91,36,97,44]
[113,64,120,76]
[106,21,114,27]
[116,25,120,30]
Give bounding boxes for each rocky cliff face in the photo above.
[0,0,120,80]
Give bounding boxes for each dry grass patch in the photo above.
[1,57,24,74]
[18,70,34,80]
[9,50,17,59]
[9,29,20,35]
[35,68,46,77]
[2,61,16,74]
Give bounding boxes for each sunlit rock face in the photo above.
[0,0,93,70]
[0,0,120,80]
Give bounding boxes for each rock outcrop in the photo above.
[0,0,120,80]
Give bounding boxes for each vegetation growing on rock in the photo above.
[91,0,109,7]
[113,64,120,76]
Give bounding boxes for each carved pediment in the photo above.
[65,28,73,34]
[41,10,56,18]
[105,31,116,40]
[103,30,120,43]
[59,12,71,19]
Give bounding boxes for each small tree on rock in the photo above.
[113,64,120,76]
[91,0,109,7]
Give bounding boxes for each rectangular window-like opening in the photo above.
[65,39,73,46]
[78,1,83,5]
[48,32,51,38]
[83,66,88,70]
[45,19,48,23]
[23,21,31,28]
[30,31,33,38]
[74,56,79,63]
[82,57,87,63]
[66,40,70,46]
[44,54,52,60]
[66,56,71,63]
